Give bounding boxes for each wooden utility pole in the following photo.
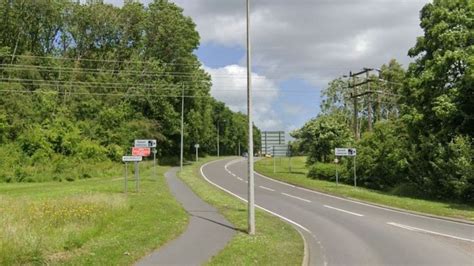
[349,68,375,140]
[366,71,372,131]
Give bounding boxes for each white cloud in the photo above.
[204,64,282,130]
[174,0,428,87]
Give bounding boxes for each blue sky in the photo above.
[107,0,429,135]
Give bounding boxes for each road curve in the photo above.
[201,158,474,266]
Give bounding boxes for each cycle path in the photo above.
[136,167,235,265]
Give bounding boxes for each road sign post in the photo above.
[153,148,157,178]
[134,139,157,148]
[132,147,151,157]
[135,161,139,192]
[124,162,128,194]
[334,158,339,186]
[354,156,357,188]
[273,146,276,173]
[122,156,142,193]
[335,148,357,187]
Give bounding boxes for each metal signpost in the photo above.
[335,148,357,187]
[334,158,339,186]
[132,147,151,157]
[134,139,157,148]
[122,156,142,193]
[152,148,157,178]
[261,131,286,156]
[194,144,199,162]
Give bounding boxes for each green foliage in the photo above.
[292,0,473,204]
[292,114,353,164]
[352,120,410,190]
[307,163,348,181]
[0,0,254,182]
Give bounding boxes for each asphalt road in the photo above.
[201,158,474,266]
[137,167,235,266]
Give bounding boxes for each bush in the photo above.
[351,120,409,190]
[308,163,347,181]
[75,140,108,161]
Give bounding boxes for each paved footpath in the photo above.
[136,167,235,266]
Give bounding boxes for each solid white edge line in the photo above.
[259,185,276,192]
[232,160,474,227]
[200,159,316,266]
[282,192,312,203]
[387,222,474,243]
[324,205,364,217]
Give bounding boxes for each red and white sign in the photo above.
[132,147,151,157]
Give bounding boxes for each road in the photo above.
[201,158,474,266]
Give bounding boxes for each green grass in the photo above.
[255,156,474,222]
[0,161,188,265]
[178,157,304,265]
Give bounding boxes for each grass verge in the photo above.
[255,156,474,222]
[0,161,188,265]
[178,157,304,265]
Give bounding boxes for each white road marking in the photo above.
[237,177,243,181]
[203,159,328,266]
[387,222,474,243]
[244,162,474,227]
[282,193,311,203]
[259,186,275,192]
[324,205,364,217]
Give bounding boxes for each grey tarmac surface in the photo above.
[136,167,235,266]
[202,158,474,266]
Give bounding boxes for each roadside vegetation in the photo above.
[0,0,260,184]
[178,157,304,265]
[289,0,473,207]
[0,162,188,265]
[255,157,474,222]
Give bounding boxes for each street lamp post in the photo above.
[246,0,255,235]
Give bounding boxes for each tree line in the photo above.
[0,0,259,182]
[292,0,473,203]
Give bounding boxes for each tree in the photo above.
[292,114,353,164]
[405,0,473,139]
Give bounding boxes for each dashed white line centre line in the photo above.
[282,192,311,203]
[387,222,474,243]
[259,186,275,192]
[324,205,364,217]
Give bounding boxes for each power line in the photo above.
[2,54,202,66]
[0,79,321,93]
[0,89,214,98]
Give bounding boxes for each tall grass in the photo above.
[0,194,127,264]
[0,162,189,265]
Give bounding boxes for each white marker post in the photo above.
[334,157,339,186]
[194,144,199,162]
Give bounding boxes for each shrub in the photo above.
[308,163,347,181]
[75,140,108,161]
[351,120,409,191]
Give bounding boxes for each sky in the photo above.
[106,0,430,135]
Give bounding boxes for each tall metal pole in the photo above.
[247,0,255,235]
[180,86,184,170]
